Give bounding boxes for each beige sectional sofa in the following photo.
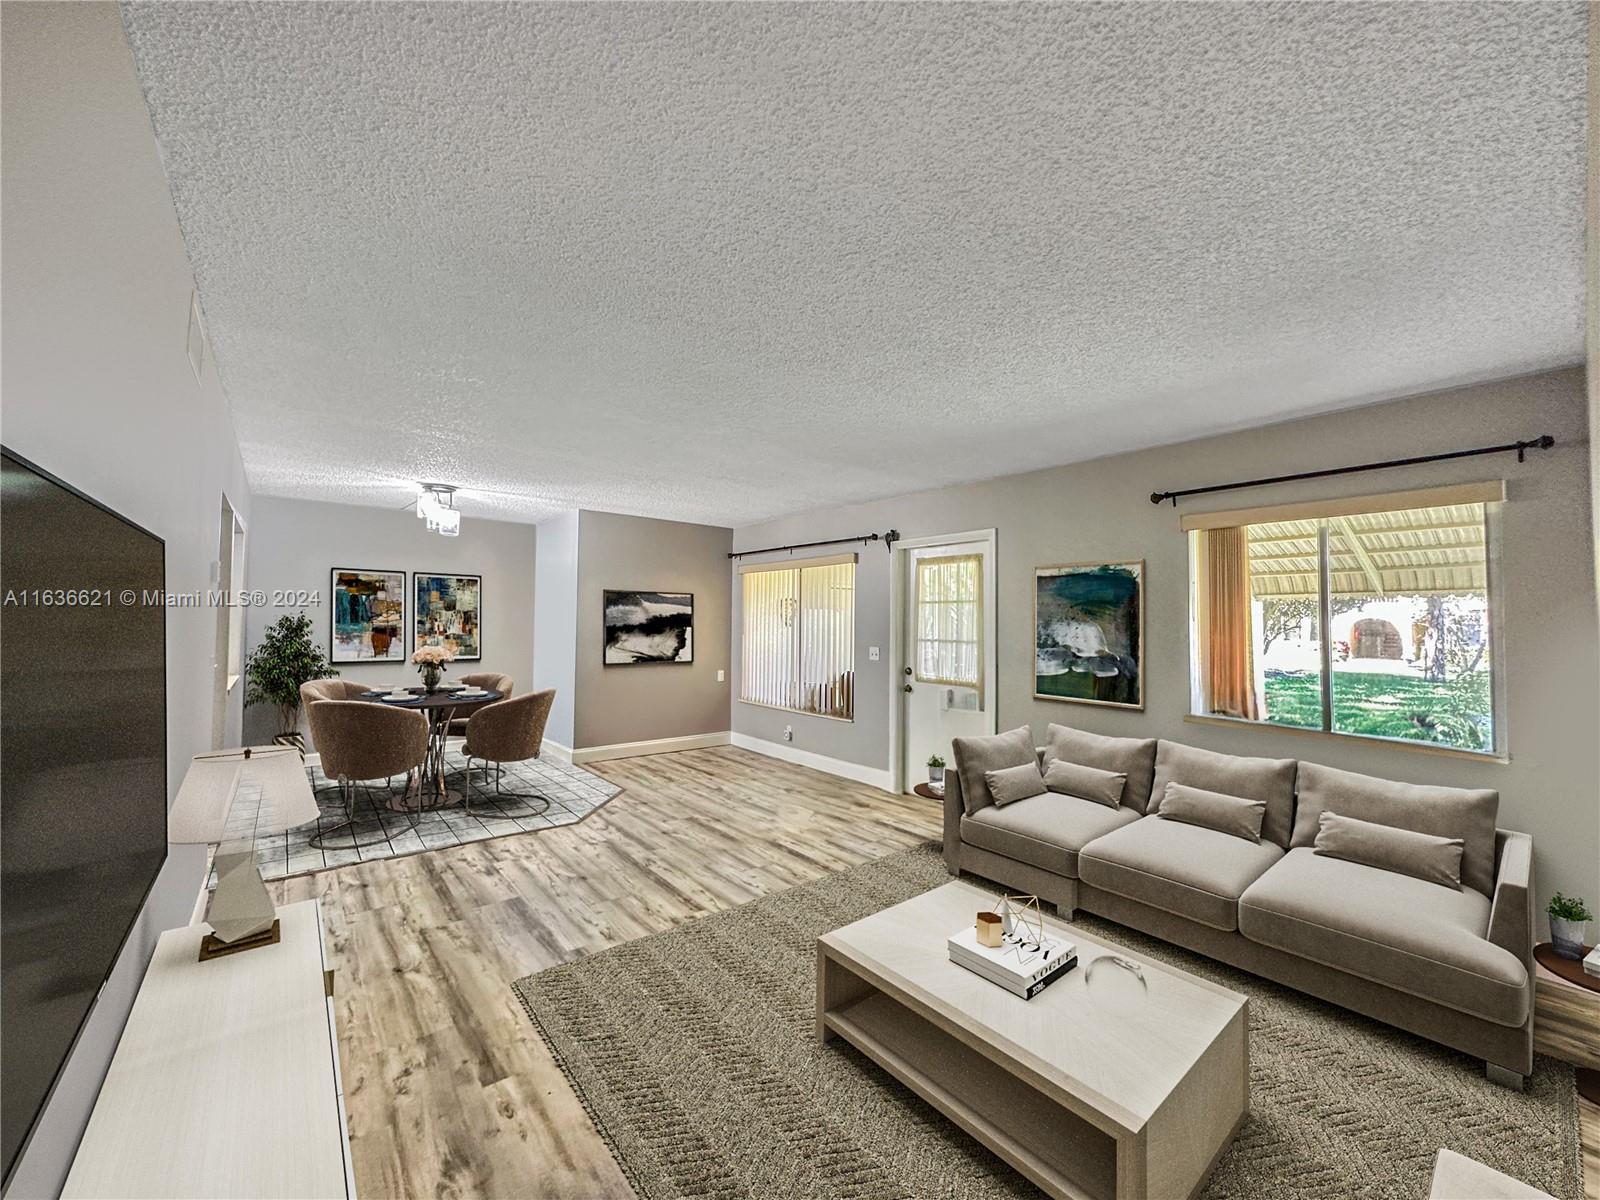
[942,724,1536,1082]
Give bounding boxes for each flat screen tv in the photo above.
[1,449,168,1186]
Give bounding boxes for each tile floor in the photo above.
[218,749,623,883]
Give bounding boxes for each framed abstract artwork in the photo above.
[330,568,406,663]
[1033,561,1144,710]
[414,573,482,661]
[602,590,693,665]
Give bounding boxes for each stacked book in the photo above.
[948,926,1077,999]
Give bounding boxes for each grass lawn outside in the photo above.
[1262,669,1493,751]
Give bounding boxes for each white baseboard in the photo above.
[729,732,894,792]
[541,740,574,764]
[569,731,731,765]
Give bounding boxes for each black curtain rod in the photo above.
[729,529,900,560]
[1150,435,1554,507]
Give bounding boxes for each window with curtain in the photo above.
[1187,484,1501,755]
[740,555,856,720]
[914,554,982,700]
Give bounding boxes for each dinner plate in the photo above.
[383,693,414,702]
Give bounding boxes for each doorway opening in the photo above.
[211,495,245,750]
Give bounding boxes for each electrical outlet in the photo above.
[716,669,725,683]
[868,646,881,661]
[783,725,794,742]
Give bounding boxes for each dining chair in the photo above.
[447,672,514,736]
[299,678,381,795]
[299,678,376,706]
[461,689,555,817]
[305,700,427,849]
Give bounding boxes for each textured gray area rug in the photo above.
[513,843,1583,1200]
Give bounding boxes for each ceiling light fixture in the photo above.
[417,483,461,537]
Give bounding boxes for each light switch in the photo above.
[868,646,881,661]
[717,669,725,682]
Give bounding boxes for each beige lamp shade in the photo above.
[168,746,317,845]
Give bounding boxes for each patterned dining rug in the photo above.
[221,749,622,882]
[513,843,1584,1200]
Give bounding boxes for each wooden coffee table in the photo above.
[817,881,1248,1200]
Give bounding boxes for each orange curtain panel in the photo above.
[1204,527,1260,720]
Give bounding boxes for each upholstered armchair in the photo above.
[461,689,555,815]
[447,672,514,736]
[305,700,427,848]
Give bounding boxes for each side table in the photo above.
[912,782,944,802]
[1532,941,1599,1105]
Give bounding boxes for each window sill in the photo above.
[737,699,854,724]
[1182,713,1509,764]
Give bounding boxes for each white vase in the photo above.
[1551,917,1588,959]
[929,766,945,787]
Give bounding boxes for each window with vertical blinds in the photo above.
[914,554,982,699]
[740,555,856,720]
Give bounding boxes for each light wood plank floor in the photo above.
[272,746,939,1200]
[271,747,1599,1200]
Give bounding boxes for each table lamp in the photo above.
[168,745,318,961]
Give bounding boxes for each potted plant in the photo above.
[1547,892,1593,959]
[245,612,337,750]
[927,753,946,789]
[411,644,457,693]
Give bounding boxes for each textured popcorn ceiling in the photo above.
[121,2,1586,527]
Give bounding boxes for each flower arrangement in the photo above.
[411,644,457,692]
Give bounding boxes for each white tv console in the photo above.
[61,899,354,1199]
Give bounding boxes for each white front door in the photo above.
[899,535,996,794]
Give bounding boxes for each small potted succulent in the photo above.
[1547,893,1593,960]
[927,753,946,789]
[411,644,457,693]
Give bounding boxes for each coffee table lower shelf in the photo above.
[818,947,1246,1200]
[823,992,1118,1200]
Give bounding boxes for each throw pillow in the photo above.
[1292,761,1495,896]
[1150,741,1297,847]
[985,762,1047,806]
[1040,725,1159,813]
[1313,810,1465,890]
[951,726,1035,815]
[1042,758,1127,809]
[1157,782,1267,842]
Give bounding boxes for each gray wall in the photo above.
[573,510,732,749]
[0,4,253,1193]
[243,497,536,747]
[533,510,579,748]
[731,368,1599,906]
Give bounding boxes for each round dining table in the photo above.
[356,685,503,809]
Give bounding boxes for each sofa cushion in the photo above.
[1042,758,1126,809]
[1150,741,1298,848]
[1078,816,1284,931]
[1291,761,1498,897]
[1158,782,1267,843]
[962,793,1141,878]
[1041,725,1159,813]
[1239,848,1528,1026]
[985,762,1046,806]
[1314,810,1464,891]
[952,726,1034,815]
